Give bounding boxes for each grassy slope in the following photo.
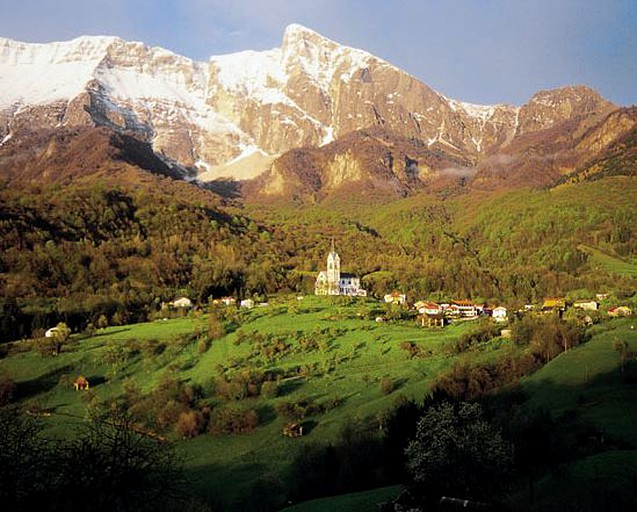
[579,244,637,277]
[522,318,637,442]
[518,318,637,509]
[0,297,491,508]
[282,485,402,512]
[4,300,637,510]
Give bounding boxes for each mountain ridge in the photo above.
[0,24,631,196]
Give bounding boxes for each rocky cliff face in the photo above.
[0,25,631,195]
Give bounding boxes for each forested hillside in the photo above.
[2,170,636,341]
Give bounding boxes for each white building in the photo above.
[574,300,598,311]
[171,297,193,309]
[384,292,407,304]
[492,306,508,323]
[45,327,59,338]
[315,241,367,297]
[240,299,255,309]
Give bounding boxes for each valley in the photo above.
[1,20,636,512]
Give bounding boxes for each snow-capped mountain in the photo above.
[0,24,620,183]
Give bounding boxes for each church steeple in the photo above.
[326,238,341,295]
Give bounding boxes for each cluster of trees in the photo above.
[0,402,185,512]
[1,172,635,342]
[433,315,588,400]
[282,393,538,507]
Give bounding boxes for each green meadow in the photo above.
[3,297,637,510]
[579,244,637,277]
[0,297,486,507]
[515,317,637,510]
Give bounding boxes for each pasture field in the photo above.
[579,244,637,277]
[3,296,636,510]
[516,318,637,510]
[0,296,492,508]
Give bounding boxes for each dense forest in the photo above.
[1,171,636,341]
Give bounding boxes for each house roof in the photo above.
[452,300,475,307]
[542,298,566,308]
[418,301,441,309]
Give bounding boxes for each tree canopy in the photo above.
[405,400,513,500]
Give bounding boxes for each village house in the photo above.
[542,298,566,314]
[73,376,89,391]
[171,297,193,309]
[492,306,508,323]
[240,299,255,309]
[415,301,445,328]
[45,327,59,338]
[574,300,598,311]
[283,422,303,437]
[450,300,479,319]
[384,292,407,304]
[608,306,633,317]
[315,240,367,297]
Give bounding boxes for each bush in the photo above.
[0,376,15,405]
[453,320,501,353]
[175,409,206,438]
[380,376,395,395]
[400,341,422,358]
[261,380,279,399]
[209,406,259,435]
[196,337,210,354]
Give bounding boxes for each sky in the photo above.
[1,0,635,106]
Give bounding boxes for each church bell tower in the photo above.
[326,238,341,295]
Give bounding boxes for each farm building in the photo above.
[574,300,598,311]
[542,298,566,313]
[608,306,633,317]
[384,292,407,304]
[492,306,508,323]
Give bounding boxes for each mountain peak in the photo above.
[283,23,323,40]
[281,23,342,54]
[528,85,613,108]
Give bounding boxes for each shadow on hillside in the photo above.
[85,375,107,387]
[278,377,305,397]
[256,404,276,427]
[90,328,132,338]
[15,364,75,400]
[301,419,318,435]
[202,178,242,199]
[184,460,286,512]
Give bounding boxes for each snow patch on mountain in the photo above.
[0,36,116,108]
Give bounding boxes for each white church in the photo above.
[315,241,367,297]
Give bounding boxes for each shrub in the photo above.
[209,406,259,435]
[175,409,206,438]
[0,375,15,405]
[208,312,226,340]
[196,337,210,354]
[380,376,395,395]
[261,380,279,399]
[400,341,421,359]
[453,320,501,353]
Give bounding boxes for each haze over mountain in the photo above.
[0,23,634,199]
